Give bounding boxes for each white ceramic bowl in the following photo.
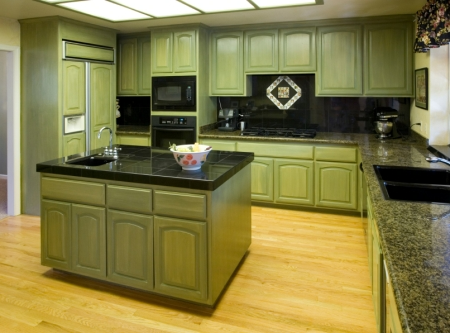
[170,144,212,170]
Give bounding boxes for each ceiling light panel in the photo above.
[182,0,255,13]
[112,0,200,17]
[252,0,316,8]
[58,0,150,21]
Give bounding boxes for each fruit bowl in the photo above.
[169,144,212,170]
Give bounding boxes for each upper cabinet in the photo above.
[117,34,151,95]
[151,30,196,75]
[316,25,363,96]
[364,21,414,96]
[245,29,278,73]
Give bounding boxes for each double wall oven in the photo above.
[151,116,196,149]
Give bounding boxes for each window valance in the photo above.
[415,0,450,53]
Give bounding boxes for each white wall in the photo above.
[0,51,6,175]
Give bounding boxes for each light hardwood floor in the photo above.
[0,207,375,333]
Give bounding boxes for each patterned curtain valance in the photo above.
[415,0,450,53]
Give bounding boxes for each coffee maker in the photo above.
[218,108,239,131]
[373,107,401,139]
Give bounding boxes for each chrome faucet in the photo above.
[426,156,450,167]
[98,126,114,154]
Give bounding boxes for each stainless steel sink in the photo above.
[66,154,118,166]
[373,165,450,204]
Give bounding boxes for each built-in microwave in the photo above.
[152,76,196,111]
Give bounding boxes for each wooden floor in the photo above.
[0,206,376,333]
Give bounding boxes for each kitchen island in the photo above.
[36,145,254,306]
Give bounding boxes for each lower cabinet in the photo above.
[275,159,314,205]
[107,209,154,291]
[116,133,150,146]
[385,266,403,333]
[154,216,207,302]
[251,157,274,202]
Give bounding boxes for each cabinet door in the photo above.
[152,32,173,74]
[117,38,137,95]
[317,25,362,96]
[71,204,106,278]
[63,132,86,156]
[210,31,247,95]
[315,161,358,210]
[107,210,153,290]
[138,37,151,95]
[274,159,314,206]
[364,22,413,96]
[154,216,207,302]
[386,270,402,333]
[90,63,114,150]
[41,200,71,270]
[173,30,196,73]
[372,226,384,333]
[62,61,86,116]
[251,157,274,202]
[199,139,236,151]
[245,29,278,73]
[279,27,316,72]
[116,134,150,146]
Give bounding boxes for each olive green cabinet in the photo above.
[151,30,196,75]
[279,27,316,72]
[210,31,251,96]
[107,210,154,291]
[386,267,403,333]
[115,133,150,146]
[117,35,151,95]
[245,29,278,73]
[63,132,86,156]
[199,139,236,151]
[316,25,363,96]
[251,157,274,202]
[154,216,207,301]
[364,22,413,96]
[62,61,86,116]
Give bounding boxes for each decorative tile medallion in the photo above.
[266,76,302,110]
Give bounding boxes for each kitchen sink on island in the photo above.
[36,145,254,306]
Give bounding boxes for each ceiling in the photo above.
[0,0,425,33]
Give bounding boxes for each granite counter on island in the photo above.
[36,145,254,306]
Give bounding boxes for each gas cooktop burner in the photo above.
[241,128,317,138]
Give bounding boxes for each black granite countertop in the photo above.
[36,145,254,191]
[200,129,450,333]
[116,125,151,136]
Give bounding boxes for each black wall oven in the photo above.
[151,116,196,148]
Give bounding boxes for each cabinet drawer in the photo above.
[41,177,105,206]
[237,142,313,159]
[315,146,357,162]
[154,190,206,221]
[107,185,152,214]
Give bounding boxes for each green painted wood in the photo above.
[62,61,86,116]
[199,139,236,151]
[316,25,362,96]
[107,210,153,291]
[59,18,116,48]
[41,199,71,270]
[71,204,106,278]
[41,177,105,206]
[117,38,137,95]
[237,141,313,159]
[364,21,413,96]
[154,190,206,221]
[245,29,278,73]
[65,43,114,62]
[315,146,357,162]
[315,161,358,210]
[63,132,86,156]
[251,157,274,202]
[137,37,151,95]
[116,134,150,146]
[372,223,383,333]
[274,159,314,205]
[151,32,173,74]
[107,185,152,215]
[279,27,316,72]
[174,30,197,73]
[154,216,207,301]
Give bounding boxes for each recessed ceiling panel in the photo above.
[252,0,316,8]
[183,0,255,13]
[112,0,200,17]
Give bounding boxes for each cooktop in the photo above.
[240,127,317,138]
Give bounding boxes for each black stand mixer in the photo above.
[373,107,401,139]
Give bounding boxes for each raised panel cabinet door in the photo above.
[137,37,151,94]
[63,132,86,156]
[107,210,153,291]
[116,134,150,146]
[316,25,363,96]
[154,216,207,302]
[199,139,236,151]
[174,30,197,73]
[274,159,314,205]
[315,161,358,210]
[364,22,414,96]
[279,27,316,72]
[62,61,86,116]
[151,32,173,74]
[117,38,137,95]
[386,271,403,333]
[41,200,71,270]
[372,227,383,333]
[210,31,245,95]
[251,157,274,202]
[90,63,114,150]
[245,29,278,72]
[71,204,106,278]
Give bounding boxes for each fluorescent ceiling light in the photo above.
[112,0,200,17]
[252,0,316,8]
[182,0,255,13]
[59,0,150,21]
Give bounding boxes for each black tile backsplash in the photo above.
[116,96,151,126]
[217,74,410,134]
